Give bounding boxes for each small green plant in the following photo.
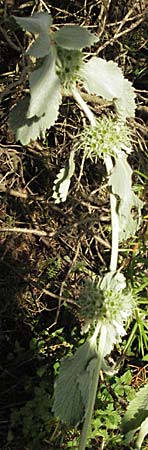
[7,327,75,450]
[9,378,53,449]
[9,11,145,450]
[86,370,135,448]
[39,256,62,287]
[121,382,148,449]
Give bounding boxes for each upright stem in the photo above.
[104,155,119,272]
[79,324,107,450]
[72,85,119,273]
[72,87,120,450]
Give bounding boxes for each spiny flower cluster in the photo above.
[78,279,105,323]
[78,272,134,339]
[75,116,131,160]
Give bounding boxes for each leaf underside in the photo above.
[27,52,58,118]
[81,57,136,120]
[9,74,61,145]
[53,339,98,426]
[109,154,143,241]
[55,25,98,49]
[121,383,148,434]
[135,417,148,449]
[53,150,75,203]
[114,78,136,120]
[9,50,62,144]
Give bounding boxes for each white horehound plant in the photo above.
[10,12,145,450]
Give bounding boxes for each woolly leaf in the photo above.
[55,25,98,50]
[108,154,143,241]
[135,417,148,450]
[78,357,98,409]
[81,57,136,119]
[53,150,75,203]
[27,52,60,119]
[9,65,61,145]
[103,322,125,357]
[9,96,36,144]
[53,339,98,426]
[121,383,148,434]
[100,272,126,292]
[9,45,61,143]
[13,12,52,34]
[27,32,51,58]
[114,78,136,121]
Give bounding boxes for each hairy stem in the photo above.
[79,324,106,450]
[71,85,96,127]
[72,86,119,272]
[104,155,119,272]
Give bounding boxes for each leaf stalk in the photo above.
[71,85,96,127]
[78,324,106,450]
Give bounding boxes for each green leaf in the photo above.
[81,57,136,119]
[53,150,75,203]
[53,338,98,426]
[13,12,52,34]
[27,52,59,119]
[108,154,143,241]
[27,32,51,58]
[121,383,148,434]
[135,417,148,449]
[55,25,98,50]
